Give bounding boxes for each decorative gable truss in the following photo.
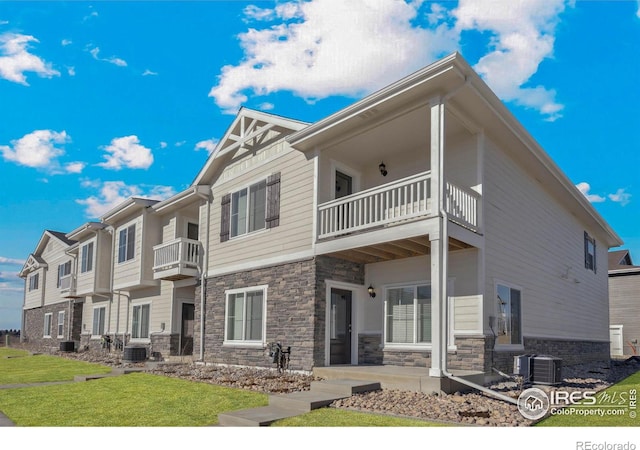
[192,108,308,186]
[19,254,47,278]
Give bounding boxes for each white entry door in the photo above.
[610,325,624,356]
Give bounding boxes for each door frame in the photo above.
[325,280,362,366]
[609,324,624,356]
[178,300,195,355]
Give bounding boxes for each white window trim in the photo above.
[80,240,95,273]
[383,281,432,349]
[57,310,65,338]
[223,285,268,347]
[229,178,268,240]
[116,221,137,265]
[91,306,106,339]
[28,273,39,291]
[43,313,53,338]
[493,279,524,351]
[130,302,152,342]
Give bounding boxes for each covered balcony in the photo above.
[317,171,480,240]
[153,238,202,281]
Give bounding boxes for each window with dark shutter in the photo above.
[584,231,596,273]
[220,193,231,242]
[265,172,281,229]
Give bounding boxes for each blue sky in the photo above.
[1,1,639,331]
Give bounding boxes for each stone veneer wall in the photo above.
[196,258,317,370]
[358,333,383,365]
[150,333,180,358]
[22,302,78,350]
[490,336,610,373]
[194,255,364,371]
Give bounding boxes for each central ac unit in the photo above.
[530,355,562,385]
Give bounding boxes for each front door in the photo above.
[180,303,195,355]
[330,288,352,365]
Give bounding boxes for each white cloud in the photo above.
[64,161,86,174]
[609,188,631,206]
[0,129,70,171]
[209,0,457,113]
[175,140,186,147]
[0,32,60,85]
[61,39,72,46]
[142,69,158,76]
[258,102,275,111]
[159,141,168,149]
[67,66,76,76]
[97,135,154,170]
[453,0,568,121]
[89,46,127,67]
[194,139,219,154]
[576,182,632,206]
[76,180,176,218]
[576,182,606,203]
[0,256,25,265]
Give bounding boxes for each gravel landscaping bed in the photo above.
[15,344,640,426]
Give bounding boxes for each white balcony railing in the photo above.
[318,171,432,239]
[153,238,202,277]
[59,274,76,297]
[317,172,481,240]
[445,182,480,232]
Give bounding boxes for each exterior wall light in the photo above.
[379,162,388,177]
[368,285,376,298]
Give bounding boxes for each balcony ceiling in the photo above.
[326,235,472,265]
[325,107,469,168]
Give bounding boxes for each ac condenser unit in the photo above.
[530,355,562,385]
[513,354,532,381]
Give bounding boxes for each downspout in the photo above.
[439,78,517,405]
[198,188,211,361]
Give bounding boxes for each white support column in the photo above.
[429,97,446,377]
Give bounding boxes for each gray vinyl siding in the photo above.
[207,142,314,272]
[483,137,610,342]
[609,272,640,355]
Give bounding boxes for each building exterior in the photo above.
[609,250,640,357]
[19,53,622,380]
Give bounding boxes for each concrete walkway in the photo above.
[218,379,381,426]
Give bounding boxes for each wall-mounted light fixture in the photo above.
[379,162,387,177]
[367,285,376,298]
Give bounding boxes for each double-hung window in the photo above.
[81,241,94,273]
[385,284,431,345]
[92,306,105,337]
[225,287,266,343]
[584,232,596,273]
[220,173,281,242]
[132,304,150,339]
[57,311,65,338]
[231,181,267,238]
[44,313,52,338]
[118,224,136,263]
[57,261,71,288]
[495,283,522,346]
[28,273,39,291]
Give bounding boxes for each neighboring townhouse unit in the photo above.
[609,250,640,357]
[20,53,623,382]
[191,52,621,378]
[19,230,82,348]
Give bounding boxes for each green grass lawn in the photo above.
[0,372,268,426]
[0,348,111,384]
[272,408,449,426]
[536,371,640,427]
